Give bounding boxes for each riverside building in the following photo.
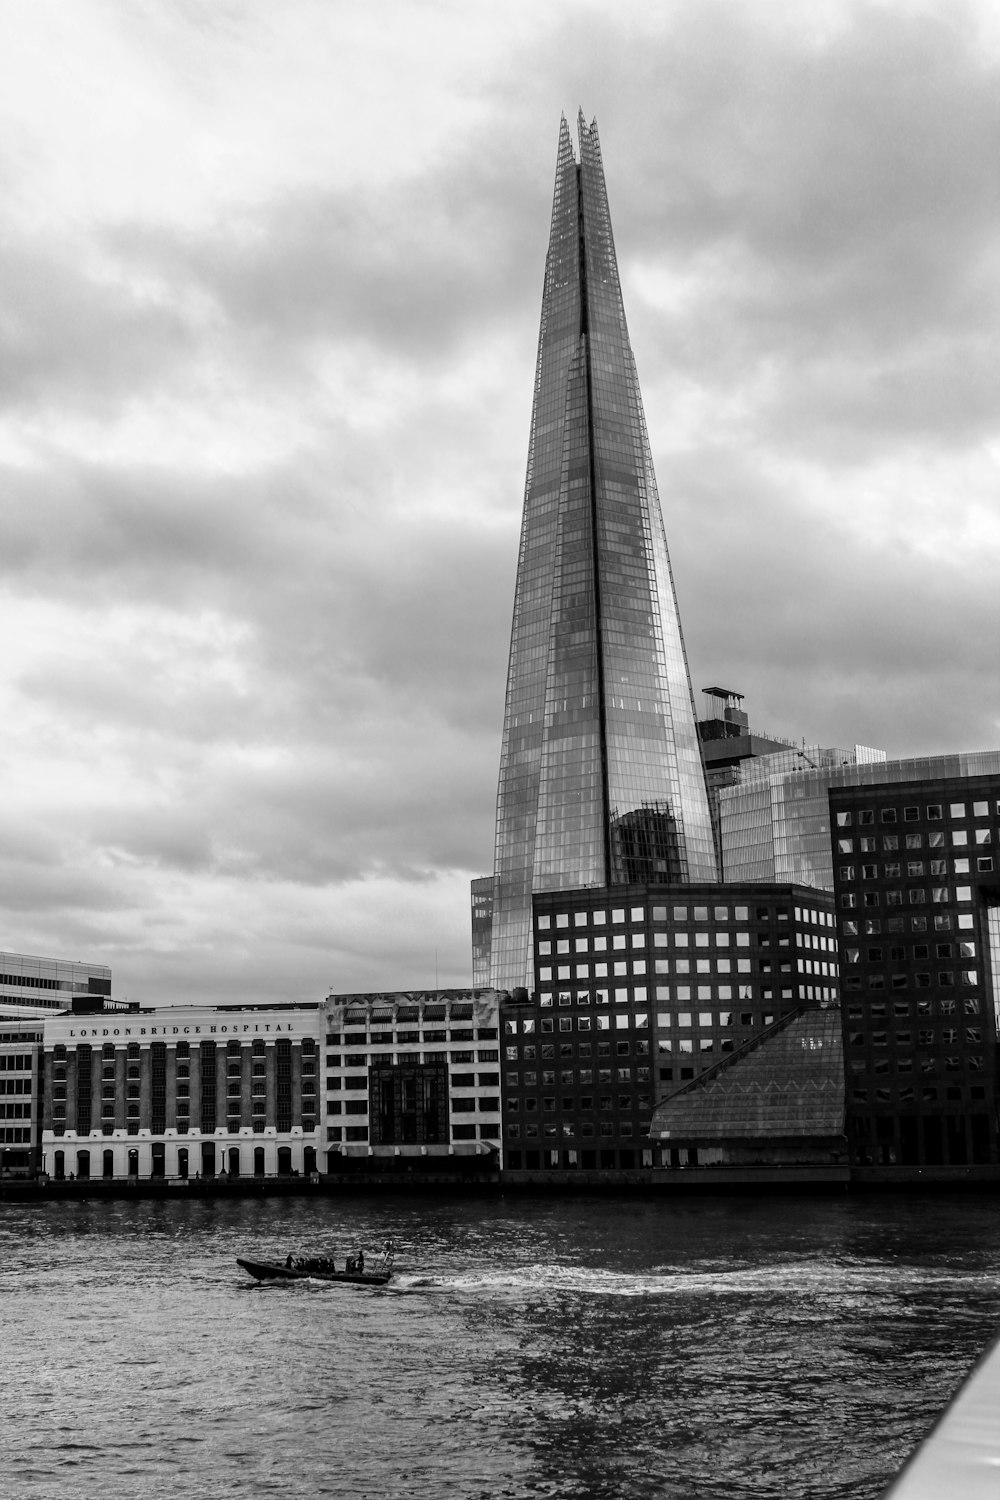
[501,883,837,1176]
[0,950,112,1178]
[830,772,1000,1175]
[322,990,502,1173]
[41,1001,322,1181]
[0,1019,43,1177]
[479,112,717,993]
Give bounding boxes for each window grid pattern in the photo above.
[831,780,1000,1170]
[505,882,835,1172]
[322,993,502,1153]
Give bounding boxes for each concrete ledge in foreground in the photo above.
[882,1324,1000,1499]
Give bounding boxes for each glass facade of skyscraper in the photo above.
[490,114,716,992]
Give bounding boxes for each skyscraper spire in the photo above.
[488,115,717,991]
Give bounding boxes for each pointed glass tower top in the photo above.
[489,114,717,991]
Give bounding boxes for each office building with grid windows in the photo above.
[0,1020,44,1176]
[0,950,112,1021]
[831,774,1000,1176]
[322,990,502,1173]
[0,950,112,1178]
[482,113,716,993]
[501,883,836,1178]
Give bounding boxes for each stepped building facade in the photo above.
[483,113,716,994]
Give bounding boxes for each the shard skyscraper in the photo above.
[487,113,717,993]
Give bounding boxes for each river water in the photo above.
[2,1190,999,1500]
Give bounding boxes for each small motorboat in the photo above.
[237,1240,394,1287]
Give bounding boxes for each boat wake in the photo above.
[390,1259,997,1302]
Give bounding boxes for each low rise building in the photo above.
[322,990,502,1172]
[0,949,112,1179]
[41,1001,322,1181]
[0,1018,44,1177]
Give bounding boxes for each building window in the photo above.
[370,1063,448,1145]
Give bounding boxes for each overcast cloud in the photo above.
[0,0,997,1005]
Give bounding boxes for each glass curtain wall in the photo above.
[491,114,716,992]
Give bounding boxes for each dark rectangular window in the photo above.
[369,1063,449,1146]
[75,1045,93,1136]
[200,1042,216,1133]
[150,1042,166,1135]
[275,1039,292,1132]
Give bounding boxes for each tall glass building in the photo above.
[487,114,716,992]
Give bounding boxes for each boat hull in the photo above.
[237,1257,391,1286]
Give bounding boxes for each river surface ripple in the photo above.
[2,1191,1000,1500]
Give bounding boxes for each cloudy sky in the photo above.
[1,0,997,1005]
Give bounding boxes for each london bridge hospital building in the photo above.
[38,989,502,1182]
[41,1003,324,1181]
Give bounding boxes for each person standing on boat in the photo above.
[356,1250,365,1274]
